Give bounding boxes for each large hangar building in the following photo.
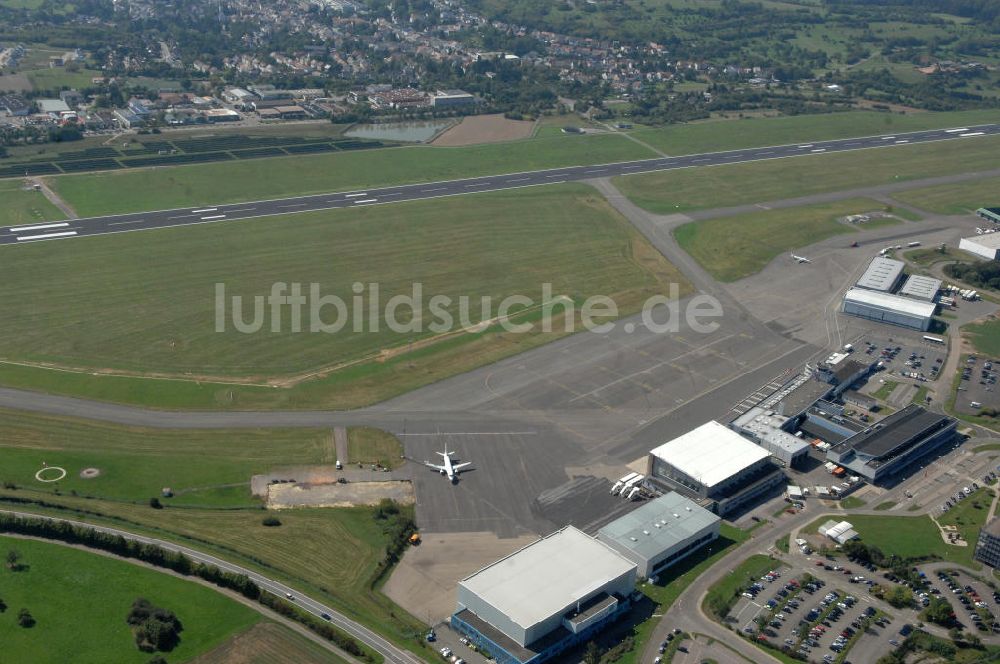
[842,288,936,331]
[648,421,784,516]
[959,233,1000,261]
[452,526,636,664]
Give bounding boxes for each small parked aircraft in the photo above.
[790,254,811,264]
[422,444,471,483]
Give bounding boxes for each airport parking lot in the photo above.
[955,353,1000,415]
[926,568,1000,635]
[853,332,947,404]
[726,562,899,664]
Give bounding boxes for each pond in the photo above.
[344,120,453,143]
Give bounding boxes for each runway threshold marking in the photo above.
[9,222,69,232]
[16,230,77,241]
[422,187,446,192]
[945,128,969,133]
[344,193,369,198]
[810,148,826,152]
[191,207,217,213]
[353,198,378,204]
[200,214,226,220]
[961,131,984,137]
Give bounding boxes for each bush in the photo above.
[127,597,183,653]
[261,516,282,527]
[17,608,35,628]
[149,497,163,509]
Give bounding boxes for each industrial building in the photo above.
[975,518,1000,568]
[597,492,720,578]
[452,526,636,664]
[977,207,1000,225]
[959,233,1000,261]
[898,274,942,302]
[648,421,785,516]
[825,404,957,483]
[431,89,476,107]
[730,407,810,467]
[856,257,906,292]
[842,288,936,331]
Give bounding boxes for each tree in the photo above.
[0,597,6,612]
[6,549,22,570]
[17,608,35,628]
[921,597,954,626]
[149,497,163,509]
[261,516,281,527]
[582,640,601,664]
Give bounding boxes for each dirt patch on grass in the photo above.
[267,480,414,509]
[431,113,534,146]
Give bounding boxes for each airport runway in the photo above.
[3,123,998,245]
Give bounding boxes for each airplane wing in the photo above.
[452,462,472,471]
[422,461,447,472]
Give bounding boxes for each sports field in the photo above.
[614,133,1000,214]
[0,534,260,664]
[0,185,686,409]
[48,132,654,216]
[892,176,1000,215]
[632,109,999,156]
[0,180,65,227]
[0,408,338,506]
[673,198,895,282]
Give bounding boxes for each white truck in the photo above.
[611,472,640,496]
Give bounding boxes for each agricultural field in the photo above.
[45,132,653,216]
[25,66,103,92]
[188,622,346,664]
[631,109,999,157]
[614,133,1000,215]
[892,176,1000,215]
[0,408,340,507]
[673,197,894,282]
[0,490,424,644]
[0,179,65,227]
[0,534,260,664]
[0,184,686,409]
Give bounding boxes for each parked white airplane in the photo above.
[422,444,472,483]
[790,254,811,263]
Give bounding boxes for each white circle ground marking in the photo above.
[35,466,67,482]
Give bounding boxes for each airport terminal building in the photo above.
[597,492,721,578]
[648,421,785,516]
[825,404,957,483]
[452,527,637,664]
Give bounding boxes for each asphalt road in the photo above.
[2,123,998,245]
[0,509,423,664]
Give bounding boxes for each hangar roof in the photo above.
[843,288,936,318]
[649,421,771,489]
[962,233,1000,250]
[598,492,719,561]
[458,526,635,631]
[856,257,905,292]
[899,274,942,301]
